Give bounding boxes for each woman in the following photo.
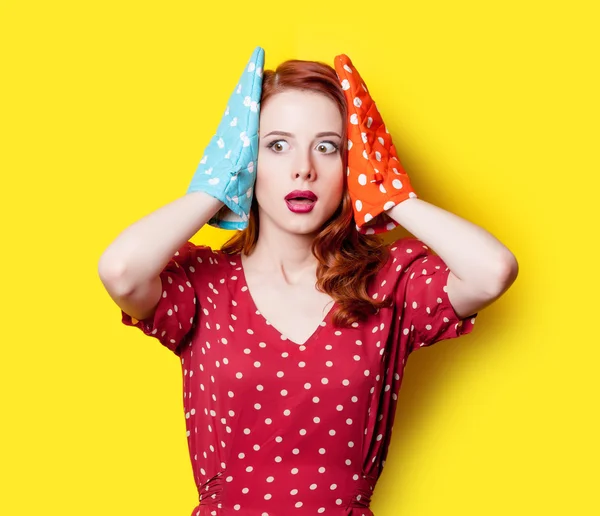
[98,51,518,515]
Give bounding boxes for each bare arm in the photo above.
[388,198,519,319]
[98,190,224,320]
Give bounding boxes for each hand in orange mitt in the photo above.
[334,54,418,234]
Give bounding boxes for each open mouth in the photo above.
[285,190,318,212]
[286,198,315,204]
[285,198,316,213]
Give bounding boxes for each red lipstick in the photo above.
[285,190,318,213]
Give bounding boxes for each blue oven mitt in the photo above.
[186,46,265,230]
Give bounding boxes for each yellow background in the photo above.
[1,0,598,514]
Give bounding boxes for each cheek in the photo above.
[332,166,345,192]
[254,157,270,188]
[254,162,285,205]
[255,152,278,181]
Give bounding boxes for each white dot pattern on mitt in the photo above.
[186,46,264,231]
[335,54,419,236]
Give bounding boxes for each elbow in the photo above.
[491,253,519,295]
[98,256,134,297]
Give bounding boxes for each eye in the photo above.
[316,141,340,154]
[266,139,340,154]
[266,140,290,152]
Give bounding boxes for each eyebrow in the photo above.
[262,130,342,139]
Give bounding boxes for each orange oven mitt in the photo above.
[334,54,418,234]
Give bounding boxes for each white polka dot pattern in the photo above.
[121,240,200,355]
[392,238,479,353]
[186,46,264,231]
[121,237,477,514]
[334,54,419,235]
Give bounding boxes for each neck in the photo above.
[245,222,318,285]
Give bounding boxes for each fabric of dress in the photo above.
[121,237,478,516]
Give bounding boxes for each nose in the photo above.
[293,152,315,181]
[294,169,312,180]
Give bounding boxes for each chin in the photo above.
[284,219,325,236]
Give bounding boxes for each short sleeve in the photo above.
[388,238,478,354]
[120,241,211,356]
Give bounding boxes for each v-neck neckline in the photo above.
[236,253,337,347]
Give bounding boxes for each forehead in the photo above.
[259,90,342,132]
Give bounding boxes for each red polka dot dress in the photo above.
[121,237,478,515]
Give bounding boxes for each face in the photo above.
[254,89,344,236]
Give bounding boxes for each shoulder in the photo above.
[166,242,239,288]
[382,237,434,273]
[375,236,452,304]
[362,237,432,302]
[173,241,230,267]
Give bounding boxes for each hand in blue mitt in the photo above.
[186,46,264,230]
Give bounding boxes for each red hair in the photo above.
[221,59,393,327]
